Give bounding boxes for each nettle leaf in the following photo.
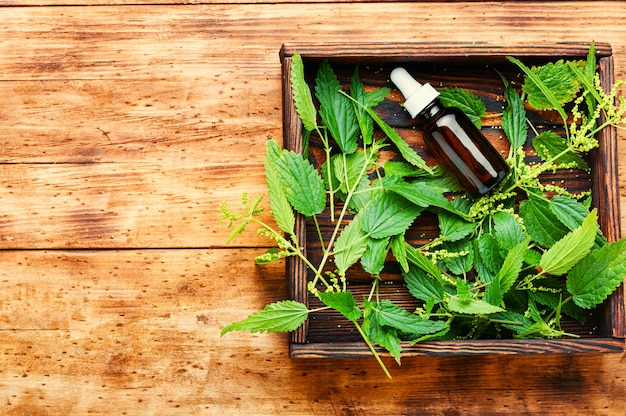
[492,211,526,252]
[333,149,377,195]
[264,144,295,234]
[315,61,359,154]
[550,195,590,230]
[492,311,534,335]
[443,239,474,275]
[519,197,569,248]
[405,242,443,281]
[529,278,586,325]
[403,267,445,303]
[363,105,431,173]
[266,143,326,217]
[501,81,528,149]
[290,53,317,132]
[385,177,458,214]
[391,234,409,273]
[540,210,598,276]
[384,161,436,179]
[362,301,402,363]
[360,193,422,239]
[476,232,503,276]
[485,238,529,306]
[318,290,362,321]
[566,237,626,309]
[521,59,585,110]
[439,87,486,128]
[349,67,390,145]
[361,236,390,276]
[583,43,598,118]
[550,195,607,249]
[532,131,588,169]
[220,300,309,336]
[438,211,478,242]
[370,299,448,336]
[326,152,373,212]
[334,214,369,274]
[350,67,374,144]
[448,295,505,315]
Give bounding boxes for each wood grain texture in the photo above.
[1,2,626,415]
[0,2,625,249]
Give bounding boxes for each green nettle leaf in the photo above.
[443,239,474,275]
[549,195,590,230]
[403,267,445,303]
[438,211,478,242]
[485,238,529,306]
[566,238,626,309]
[265,141,326,217]
[501,82,528,149]
[290,53,317,132]
[384,177,458,214]
[540,210,598,276]
[362,105,431,173]
[359,193,422,239]
[264,148,295,234]
[524,249,542,267]
[350,67,374,144]
[349,67,391,145]
[318,291,362,321]
[383,161,426,178]
[391,234,409,273]
[529,279,586,325]
[405,242,443,281]
[361,236,390,276]
[332,149,376,195]
[521,59,584,110]
[448,295,505,315]
[362,302,402,363]
[334,214,369,274]
[477,232,504,274]
[492,211,526,252]
[550,195,607,248]
[439,87,486,128]
[315,61,359,154]
[220,300,309,336]
[455,278,472,301]
[492,311,534,335]
[583,42,598,119]
[532,131,588,169]
[366,87,391,108]
[371,299,448,336]
[519,197,569,248]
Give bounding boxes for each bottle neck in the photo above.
[419,99,443,120]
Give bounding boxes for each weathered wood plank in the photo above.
[0,250,624,415]
[0,162,275,248]
[0,4,625,81]
[0,249,284,330]
[0,80,281,164]
[0,4,625,249]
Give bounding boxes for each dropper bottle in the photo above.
[390,67,509,197]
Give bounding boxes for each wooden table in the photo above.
[1,1,625,414]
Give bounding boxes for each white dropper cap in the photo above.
[390,67,440,118]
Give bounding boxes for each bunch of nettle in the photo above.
[220,44,626,378]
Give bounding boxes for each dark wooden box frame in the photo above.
[280,42,625,358]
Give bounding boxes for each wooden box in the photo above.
[279,42,625,358]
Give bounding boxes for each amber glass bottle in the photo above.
[390,68,509,197]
